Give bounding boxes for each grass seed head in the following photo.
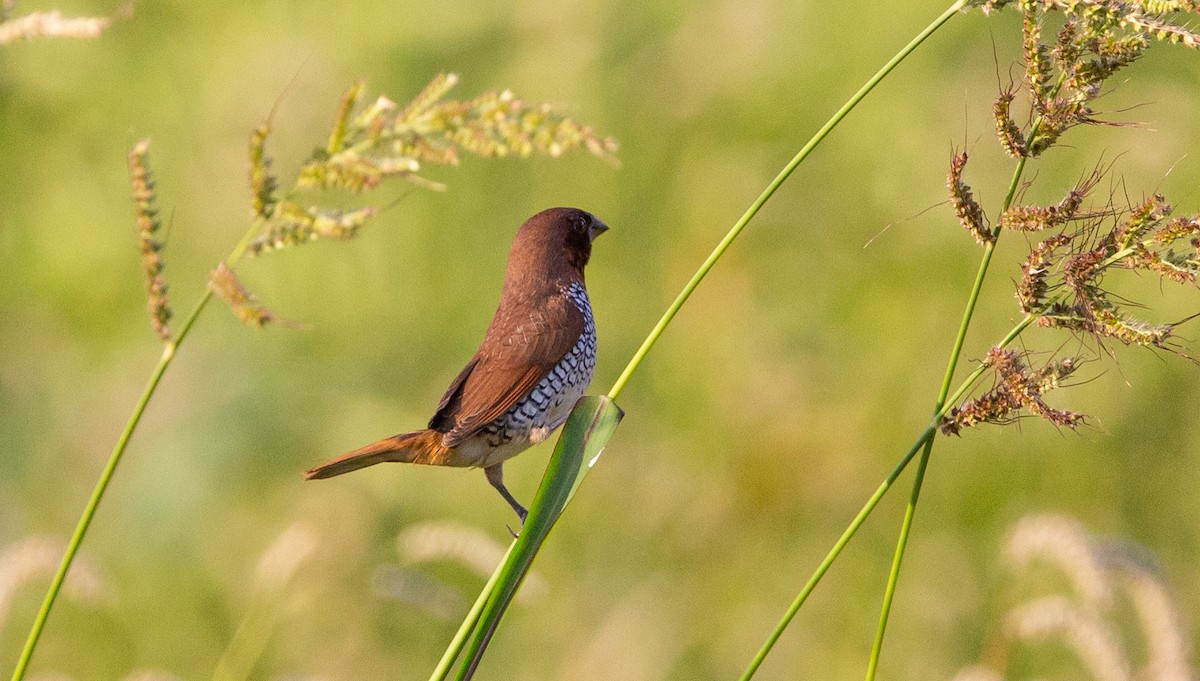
[995,90,1030,159]
[127,139,172,341]
[942,348,1084,435]
[209,263,291,329]
[949,152,993,245]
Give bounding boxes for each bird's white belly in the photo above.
[462,385,589,469]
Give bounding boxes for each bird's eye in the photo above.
[572,215,588,233]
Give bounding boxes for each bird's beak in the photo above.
[589,218,609,241]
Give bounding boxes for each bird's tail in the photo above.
[304,429,450,480]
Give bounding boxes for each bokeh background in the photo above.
[3,1,1200,679]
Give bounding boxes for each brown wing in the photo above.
[427,358,478,432]
[431,292,584,448]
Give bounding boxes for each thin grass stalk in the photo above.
[861,74,1060,677]
[864,440,933,681]
[862,238,999,680]
[428,546,512,680]
[737,426,935,681]
[8,344,172,681]
[740,308,1037,680]
[10,221,262,681]
[607,0,970,402]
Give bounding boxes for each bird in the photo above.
[304,207,608,523]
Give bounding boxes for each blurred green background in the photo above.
[3,1,1200,679]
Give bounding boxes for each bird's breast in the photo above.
[472,281,596,468]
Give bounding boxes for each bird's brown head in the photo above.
[507,207,609,285]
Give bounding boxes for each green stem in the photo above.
[738,426,935,681]
[9,343,174,681]
[730,4,972,678]
[607,0,970,402]
[862,432,948,667]
[862,86,1055,680]
[10,221,260,681]
[428,545,512,681]
[862,245,1001,681]
[738,311,1033,681]
[864,440,933,680]
[936,242,998,406]
[740,309,1035,679]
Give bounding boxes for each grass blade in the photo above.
[436,396,622,681]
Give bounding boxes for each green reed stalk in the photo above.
[608,0,969,401]
[740,311,1035,681]
[862,76,1057,678]
[428,548,510,681]
[738,426,934,681]
[10,222,262,681]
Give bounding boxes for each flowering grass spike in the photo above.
[293,73,618,195]
[0,1,119,44]
[246,74,617,260]
[208,264,290,329]
[951,514,1196,680]
[127,140,172,341]
[1025,195,1200,348]
[948,152,993,245]
[941,348,1082,434]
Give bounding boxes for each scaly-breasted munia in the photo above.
[304,207,608,522]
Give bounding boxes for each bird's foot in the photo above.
[506,505,529,538]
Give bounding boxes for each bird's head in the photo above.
[509,207,609,282]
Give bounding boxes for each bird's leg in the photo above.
[485,464,529,527]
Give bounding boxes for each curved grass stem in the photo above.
[427,545,512,681]
[739,308,1034,680]
[862,75,1059,676]
[10,222,261,681]
[725,3,980,678]
[607,0,970,402]
[738,426,935,681]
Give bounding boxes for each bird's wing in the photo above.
[433,293,585,448]
[428,358,479,432]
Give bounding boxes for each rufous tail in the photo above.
[304,429,449,480]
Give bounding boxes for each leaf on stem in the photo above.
[451,396,623,680]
